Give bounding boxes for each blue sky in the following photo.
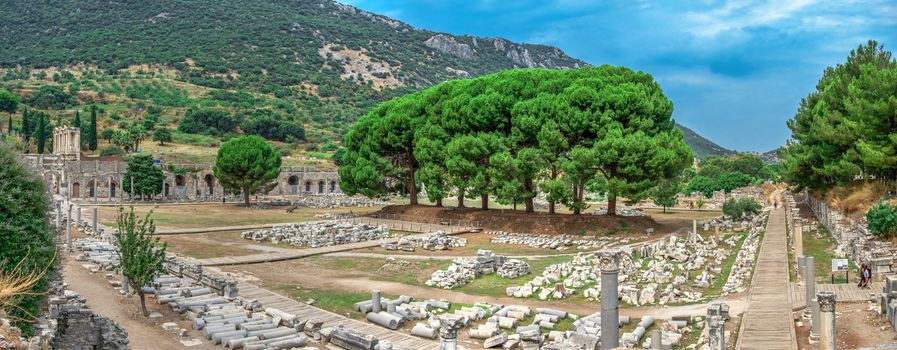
[338,0,897,151]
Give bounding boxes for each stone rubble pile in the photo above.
[73,238,121,271]
[486,231,622,251]
[590,207,647,217]
[288,195,387,208]
[425,250,506,289]
[380,231,467,252]
[721,224,763,295]
[505,251,637,301]
[497,259,532,279]
[241,222,391,247]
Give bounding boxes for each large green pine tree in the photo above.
[123,154,164,199]
[213,135,282,206]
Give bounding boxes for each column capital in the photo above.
[817,291,836,312]
[437,316,464,340]
[597,249,622,273]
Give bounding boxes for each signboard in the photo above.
[153,159,162,167]
[832,259,849,272]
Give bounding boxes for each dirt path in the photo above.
[62,255,216,350]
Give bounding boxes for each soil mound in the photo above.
[374,205,658,235]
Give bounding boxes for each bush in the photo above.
[177,108,237,136]
[240,110,305,142]
[25,85,75,109]
[722,197,761,220]
[0,143,55,334]
[867,202,897,238]
[100,145,124,156]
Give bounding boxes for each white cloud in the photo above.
[684,0,817,38]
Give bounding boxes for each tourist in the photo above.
[862,264,872,288]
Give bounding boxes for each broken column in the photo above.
[805,256,815,316]
[810,297,820,341]
[66,204,72,250]
[372,290,382,313]
[650,329,662,350]
[93,207,98,233]
[55,203,61,232]
[438,316,464,350]
[598,250,621,350]
[708,315,725,350]
[76,207,81,228]
[818,291,836,350]
[692,220,698,243]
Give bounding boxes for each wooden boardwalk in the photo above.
[736,205,798,350]
[236,281,439,350]
[790,282,882,309]
[197,219,473,266]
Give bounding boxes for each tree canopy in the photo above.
[0,89,19,114]
[213,135,282,206]
[782,40,897,190]
[123,154,164,199]
[0,143,55,333]
[114,206,166,316]
[339,66,693,214]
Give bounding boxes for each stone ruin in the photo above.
[241,221,391,247]
[486,231,625,251]
[379,231,467,252]
[589,207,647,217]
[425,250,531,289]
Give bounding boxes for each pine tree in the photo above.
[88,106,98,151]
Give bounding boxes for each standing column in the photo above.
[92,207,98,234]
[817,291,836,350]
[130,176,135,201]
[76,206,81,228]
[371,290,381,313]
[599,250,621,349]
[438,317,463,350]
[805,256,816,316]
[649,329,662,350]
[810,297,821,341]
[692,219,698,242]
[708,315,725,350]
[66,204,72,251]
[108,177,112,200]
[55,203,61,233]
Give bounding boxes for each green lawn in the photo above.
[802,227,855,283]
[281,285,374,319]
[457,255,573,298]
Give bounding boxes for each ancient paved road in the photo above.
[736,201,798,350]
[230,280,440,350]
[196,218,474,266]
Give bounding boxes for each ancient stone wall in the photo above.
[51,304,130,350]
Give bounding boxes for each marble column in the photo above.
[372,290,381,313]
[66,204,72,251]
[810,297,821,341]
[650,329,662,350]
[818,291,836,350]
[92,207,98,233]
[438,317,463,350]
[599,250,621,350]
[805,256,816,315]
[708,315,725,350]
[55,203,61,233]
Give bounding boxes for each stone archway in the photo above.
[318,180,324,194]
[288,176,299,195]
[72,182,81,198]
[110,181,117,198]
[305,181,312,193]
[204,174,215,196]
[175,175,186,197]
[87,180,96,198]
[329,180,337,193]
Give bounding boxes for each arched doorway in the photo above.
[87,180,96,198]
[175,175,186,197]
[110,181,117,198]
[72,182,81,198]
[164,183,170,198]
[288,176,299,194]
[204,174,215,196]
[318,180,324,194]
[329,180,337,193]
[305,181,312,193]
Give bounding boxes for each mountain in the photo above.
[0,0,725,158]
[676,123,734,158]
[0,0,584,122]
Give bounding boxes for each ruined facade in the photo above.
[21,130,341,201]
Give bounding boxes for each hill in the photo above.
[676,123,734,158]
[0,0,727,161]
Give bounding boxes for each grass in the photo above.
[282,285,372,319]
[802,227,855,284]
[701,231,750,299]
[458,255,573,298]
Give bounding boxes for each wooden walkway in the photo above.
[736,204,798,350]
[197,219,474,266]
[236,281,439,350]
[790,282,882,309]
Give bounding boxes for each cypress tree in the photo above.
[6,115,11,134]
[73,110,81,128]
[21,108,31,153]
[88,106,98,151]
[35,113,46,154]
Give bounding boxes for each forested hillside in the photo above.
[0,0,727,162]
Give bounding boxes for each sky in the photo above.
[337,0,897,151]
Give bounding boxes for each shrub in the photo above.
[178,109,237,136]
[25,85,75,109]
[723,197,761,220]
[100,145,124,156]
[867,202,897,238]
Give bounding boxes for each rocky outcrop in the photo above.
[424,34,476,60]
[505,46,536,68]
